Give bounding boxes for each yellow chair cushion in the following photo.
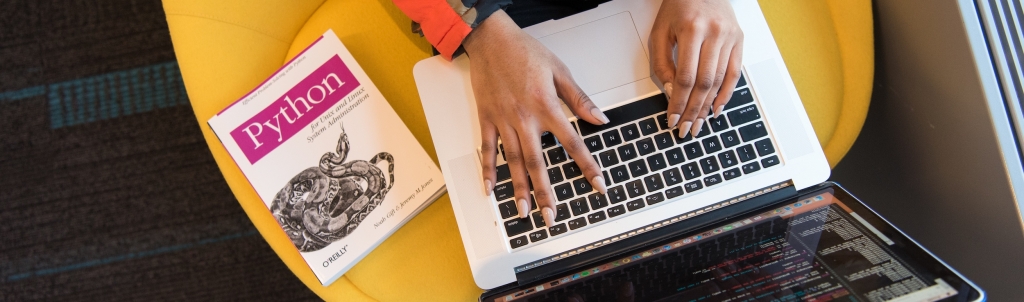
[163,0,872,300]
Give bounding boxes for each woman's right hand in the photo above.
[464,10,609,227]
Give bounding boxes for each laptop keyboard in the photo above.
[495,75,780,250]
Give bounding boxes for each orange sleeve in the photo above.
[391,0,510,60]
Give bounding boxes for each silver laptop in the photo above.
[414,0,829,289]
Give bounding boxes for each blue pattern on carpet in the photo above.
[0,61,188,129]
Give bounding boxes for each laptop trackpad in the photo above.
[537,11,650,97]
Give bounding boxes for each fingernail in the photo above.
[665,82,674,98]
[678,121,692,138]
[691,118,703,136]
[592,175,608,194]
[714,105,725,118]
[484,179,493,196]
[667,114,680,129]
[542,207,556,227]
[590,107,610,124]
[518,198,530,218]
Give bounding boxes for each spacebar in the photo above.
[577,94,669,136]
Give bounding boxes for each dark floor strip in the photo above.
[5,231,259,282]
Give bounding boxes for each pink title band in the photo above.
[230,55,359,164]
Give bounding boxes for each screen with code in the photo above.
[491,191,964,302]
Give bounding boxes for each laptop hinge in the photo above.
[512,181,797,286]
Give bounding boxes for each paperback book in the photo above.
[208,29,446,286]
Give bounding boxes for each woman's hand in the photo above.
[650,0,744,137]
[464,10,609,227]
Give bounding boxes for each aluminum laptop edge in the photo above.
[413,0,829,289]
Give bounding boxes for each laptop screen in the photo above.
[484,186,981,302]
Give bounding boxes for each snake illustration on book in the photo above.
[271,127,394,252]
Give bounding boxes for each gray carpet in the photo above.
[0,1,319,300]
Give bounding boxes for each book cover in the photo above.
[208,29,446,286]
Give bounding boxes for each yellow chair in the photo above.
[163,0,872,300]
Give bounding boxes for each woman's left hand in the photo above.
[650,0,744,137]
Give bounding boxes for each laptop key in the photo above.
[572,178,593,195]
[607,186,628,203]
[684,180,704,193]
[625,179,646,198]
[531,211,546,228]
[618,143,638,161]
[683,142,704,160]
[621,124,642,141]
[529,230,548,242]
[563,161,583,179]
[695,122,712,138]
[724,88,754,111]
[718,150,739,168]
[737,145,757,162]
[644,174,664,192]
[723,168,741,180]
[700,156,720,174]
[709,115,730,132]
[588,193,609,210]
[681,162,702,180]
[555,204,571,222]
[728,105,761,126]
[510,236,529,249]
[647,153,667,171]
[737,73,747,88]
[739,122,768,141]
[704,174,723,187]
[720,130,740,148]
[504,217,533,237]
[626,199,646,211]
[762,155,780,168]
[646,192,666,205]
[577,95,668,136]
[496,164,511,182]
[547,147,568,164]
[548,166,564,184]
[599,149,619,167]
[587,211,608,224]
[581,136,601,153]
[540,132,557,149]
[602,170,611,186]
[567,217,588,230]
[755,138,775,156]
[554,183,574,201]
[742,161,761,174]
[602,130,623,147]
[663,167,683,185]
[702,136,722,153]
[494,182,514,201]
[498,200,518,219]
[628,159,649,178]
[610,165,630,183]
[569,198,590,216]
[548,223,568,236]
[636,138,656,156]
[665,186,684,199]
[639,118,659,136]
[656,113,670,130]
[673,128,694,144]
[654,132,674,149]
[607,205,627,217]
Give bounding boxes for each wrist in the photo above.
[463,10,518,55]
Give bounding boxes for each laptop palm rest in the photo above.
[448,153,504,258]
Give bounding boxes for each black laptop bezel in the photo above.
[481,181,984,301]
